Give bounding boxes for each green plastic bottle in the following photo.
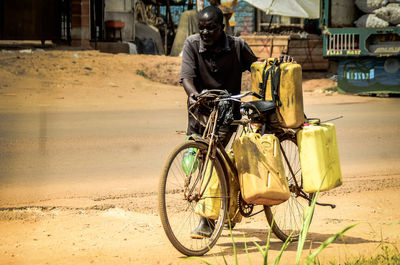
[182,148,199,175]
[182,135,199,175]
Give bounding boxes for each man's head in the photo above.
[198,6,224,46]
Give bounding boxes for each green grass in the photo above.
[339,245,400,265]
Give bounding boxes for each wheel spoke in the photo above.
[265,136,314,242]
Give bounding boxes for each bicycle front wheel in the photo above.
[264,134,314,242]
[158,140,228,256]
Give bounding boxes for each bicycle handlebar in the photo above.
[192,89,262,104]
[231,90,262,100]
[188,90,264,127]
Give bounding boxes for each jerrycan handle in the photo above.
[260,63,270,100]
[306,118,321,125]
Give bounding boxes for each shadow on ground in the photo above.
[211,228,382,256]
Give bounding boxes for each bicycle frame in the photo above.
[184,109,237,203]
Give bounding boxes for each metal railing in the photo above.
[327,33,360,55]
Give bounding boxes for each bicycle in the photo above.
[158,89,329,256]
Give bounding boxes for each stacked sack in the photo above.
[354,0,400,27]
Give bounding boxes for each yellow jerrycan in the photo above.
[297,123,343,193]
[232,133,290,206]
[195,152,243,223]
[250,59,305,128]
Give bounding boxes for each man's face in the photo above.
[198,14,223,46]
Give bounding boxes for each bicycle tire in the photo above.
[158,140,228,256]
[264,134,315,242]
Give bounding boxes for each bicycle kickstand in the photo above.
[316,201,336,209]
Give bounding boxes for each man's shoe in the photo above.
[190,217,215,239]
[224,222,236,229]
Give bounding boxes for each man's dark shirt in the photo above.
[180,32,257,96]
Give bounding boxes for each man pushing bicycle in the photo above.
[179,5,259,238]
[179,5,294,238]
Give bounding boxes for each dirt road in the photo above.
[0,49,399,265]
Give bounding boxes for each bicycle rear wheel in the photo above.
[158,140,228,256]
[264,134,314,242]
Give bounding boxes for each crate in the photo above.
[241,34,329,70]
[240,35,290,59]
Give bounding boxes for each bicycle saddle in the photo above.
[242,100,276,114]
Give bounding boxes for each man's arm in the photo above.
[180,37,199,101]
[182,79,199,104]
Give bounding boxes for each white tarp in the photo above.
[243,0,320,19]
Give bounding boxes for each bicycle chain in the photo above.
[237,191,254,217]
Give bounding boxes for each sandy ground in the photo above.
[0,47,399,265]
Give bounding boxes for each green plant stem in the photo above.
[305,223,359,264]
[296,190,320,265]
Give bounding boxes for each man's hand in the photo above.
[189,92,199,105]
[280,54,295,63]
[182,78,199,105]
[256,55,296,63]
